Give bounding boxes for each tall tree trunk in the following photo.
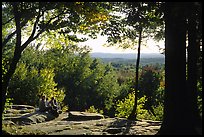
[158,2,193,134]
[2,2,22,114]
[186,2,202,133]
[128,27,142,120]
[2,50,22,114]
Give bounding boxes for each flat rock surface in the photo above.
[3,105,161,135]
[7,112,161,135]
[68,111,104,120]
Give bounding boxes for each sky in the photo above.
[78,35,165,53]
[30,33,164,53]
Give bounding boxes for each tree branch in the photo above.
[2,19,29,49]
[2,17,14,26]
[21,10,66,50]
[20,4,42,51]
[2,30,16,49]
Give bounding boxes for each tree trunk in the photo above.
[159,2,188,134]
[2,49,22,114]
[128,27,142,120]
[158,2,200,135]
[2,2,22,114]
[186,2,202,132]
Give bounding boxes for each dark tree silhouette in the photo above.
[186,2,202,133]
[158,2,202,135]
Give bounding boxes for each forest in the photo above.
[2,2,202,135]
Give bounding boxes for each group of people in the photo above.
[38,95,61,117]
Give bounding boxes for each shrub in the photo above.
[85,105,103,114]
[115,92,135,118]
[115,91,163,121]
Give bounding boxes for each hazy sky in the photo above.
[79,35,164,53]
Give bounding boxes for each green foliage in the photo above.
[85,105,103,114]
[115,91,163,121]
[116,92,153,119]
[136,96,149,120]
[2,97,13,120]
[53,88,66,108]
[37,68,57,98]
[2,3,201,126]
[43,46,121,114]
[2,39,15,83]
[139,65,161,97]
[115,91,141,118]
[61,105,69,112]
[137,102,163,121]
[12,45,120,115]
[152,103,164,121]
[2,58,8,82]
[138,65,162,112]
[93,64,120,113]
[101,2,164,49]
[8,63,38,105]
[7,62,65,107]
[2,2,112,50]
[6,43,166,120]
[4,98,13,112]
[2,2,112,115]
[2,2,167,119]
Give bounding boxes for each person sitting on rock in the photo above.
[48,97,59,117]
[54,99,62,114]
[39,95,51,112]
[45,97,49,107]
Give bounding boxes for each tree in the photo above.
[41,44,120,114]
[127,27,142,120]
[158,2,202,135]
[139,65,161,116]
[6,46,66,107]
[102,2,164,120]
[186,2,202,130]
[2,2,111,114]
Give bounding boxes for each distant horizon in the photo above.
[90,52,165,59]
[90,52,164,55]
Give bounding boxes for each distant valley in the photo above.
[90,52,165,59]
[90,52,165,66]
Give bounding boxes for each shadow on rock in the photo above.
[103,118,136,135]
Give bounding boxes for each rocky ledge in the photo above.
[2,105,161,135]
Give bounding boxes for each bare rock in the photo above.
[68,111,104,121]
[4,111,56,125]
[3,105,57,125]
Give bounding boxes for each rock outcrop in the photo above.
[68,111,104,121]
[3,105,56,125]
[3,105,162,135]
